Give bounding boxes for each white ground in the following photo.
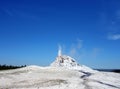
[0,65,120,89]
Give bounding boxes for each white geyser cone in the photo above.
[50,46,95,73]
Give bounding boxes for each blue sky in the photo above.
[0,0,120,69]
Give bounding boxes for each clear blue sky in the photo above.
[0,0,120,69]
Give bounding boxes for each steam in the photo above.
[57,39,83,59]
[69,39,83,58]
[58,45,62,56]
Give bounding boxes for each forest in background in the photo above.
[0,64,26,70]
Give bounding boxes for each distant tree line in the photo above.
[0,64,26,70]
[112,69,120,73]
[96,69,120,73]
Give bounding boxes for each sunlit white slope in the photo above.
[0,65,120,89]
[0,66,83,89]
